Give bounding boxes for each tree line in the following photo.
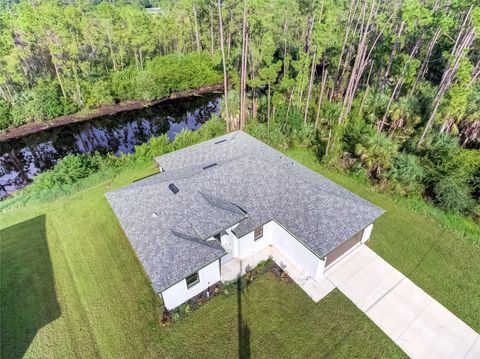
[0,0,479,214]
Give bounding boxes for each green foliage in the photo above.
[33,80,66,119]
[434,176,474,213]
[33,153,103,190]
[85,80,114,108]
[0,99,11,130]
[389,153,425,194]
[9,92,40,126]
[112,52,222,102]
[354,132,399,179]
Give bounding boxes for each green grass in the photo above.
[1,147,479,358]
[158,278,405,359]
[285,148,480,331]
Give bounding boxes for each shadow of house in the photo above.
[1,215,61,359]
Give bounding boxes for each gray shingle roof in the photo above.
[106,131,384,292]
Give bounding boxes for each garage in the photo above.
[324,229,364,268]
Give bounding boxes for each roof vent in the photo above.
[168,183,179,194]
[214,139,227,144]
[152,211,160,218]
[202,163,217,170]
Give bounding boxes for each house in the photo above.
[106,131,384,310]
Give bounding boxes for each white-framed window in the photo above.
[254,226,263,241]
[186,272,199,288]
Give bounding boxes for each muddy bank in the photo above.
[0,83,223,142]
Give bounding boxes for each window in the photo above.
[186,272,199,288]
[254,226,263,241]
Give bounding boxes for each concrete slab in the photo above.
[326,245,479,359]
[333,254,397,305]
[366,277,433,340]
[465,335,480,359]
[356,269,404,312]
[325,245,377,284]
[398,300,479,359]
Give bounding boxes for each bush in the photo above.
[195,115,226,140]
[0,99,12,131]
[389,153,425,194]
[9,92,41,126]
[434,176,474,213]
[354,132,398,179]
[111,52,222,102]
[33,153,103,190]
[33,80,65,119]
[85,80,114,108]
[172,129,201,150]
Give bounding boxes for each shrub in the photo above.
[389,153,425,194]
[33,80,65,119]
[0,99,11,131]
[33,153,103,190]
[10,92,41,126]
[434,176,474,213]
[172,129,202,150]
[133,134,171,161]
[196,115,226,140]
[354,132,398,179]
[85,80,114,108]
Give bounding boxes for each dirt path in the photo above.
[0,83,223,142]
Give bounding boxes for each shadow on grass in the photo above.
[0,215,61,359]
[237,279,251,359]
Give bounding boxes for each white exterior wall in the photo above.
[270,222,323,278]
[161,259,220,310]
[236,221,274,259]
[361,223,374,243]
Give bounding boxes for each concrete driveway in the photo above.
[325,245,479,359]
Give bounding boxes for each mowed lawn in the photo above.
[1,147,479,358]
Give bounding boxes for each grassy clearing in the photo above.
[158,277,405,359]
[1,146,479,358]
[285,148,480,331]
[0,162,403,358]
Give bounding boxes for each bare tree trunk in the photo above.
[217,0,229,129]
[418,7,476,148]
[315,66,328,130]
[239,0,248,129]
[193,4,202,52]
[333,0,358,96]
[304,49,317,124]
[380,20,405,91]
[410,26,441,94]
[359,60,374,115]
[53,61,67,98]
[467,59,480,88]
[107,28,117,70]
[283,17,289,76]
[378,39,421,132]
[267,80,271,129]
[210,8,215,55]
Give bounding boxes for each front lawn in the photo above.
[1,147,478,358]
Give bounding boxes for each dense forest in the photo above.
[0,0,479,215]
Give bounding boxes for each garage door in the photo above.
[325,229,363,268]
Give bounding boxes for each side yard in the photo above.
[286,148,480,331]
[1,147,479,358]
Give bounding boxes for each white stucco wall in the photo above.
[161,259,221,310]
[236,221,274,259]
[361,223,374,243]
[271,221,323,278]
